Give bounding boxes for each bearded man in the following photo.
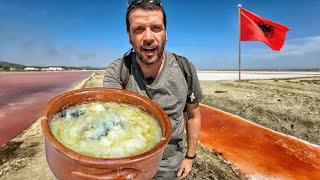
[103,0,203,179]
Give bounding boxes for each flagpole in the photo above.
[238,4,242,81]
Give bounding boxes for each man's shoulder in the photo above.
[166,51,191,63]
[104,58,123,77]
[165,51,189,67]
[106,58,122,69]
[111,58,123,65]
[165,51,194,70]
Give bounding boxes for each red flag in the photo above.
[240,8,289,51]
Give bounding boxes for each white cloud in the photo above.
[241,36,320,69]
[279,36,320,56]
[244,35,320,59]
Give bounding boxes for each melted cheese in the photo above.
[50,102,162,158]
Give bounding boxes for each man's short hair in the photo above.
[126,3,167,32]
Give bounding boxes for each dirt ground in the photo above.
[1,72,319,180]
[201,76,320,146]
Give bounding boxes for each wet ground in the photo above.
[198,104,320,179]
[0,71,93,146]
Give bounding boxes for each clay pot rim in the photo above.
[41,87,172,166]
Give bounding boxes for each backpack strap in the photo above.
[172,53,193,98]
[120,49,133,88]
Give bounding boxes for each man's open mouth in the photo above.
[142,47,157,53]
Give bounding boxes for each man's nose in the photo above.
[143,28,154,44]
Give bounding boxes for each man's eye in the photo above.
[134,28,144,33]
[152,26,162,32]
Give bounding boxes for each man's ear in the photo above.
[127,31,132,44]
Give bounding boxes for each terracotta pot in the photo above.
[41,88,172,180]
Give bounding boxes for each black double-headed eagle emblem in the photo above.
[256,21,275,39]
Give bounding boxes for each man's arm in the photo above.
[177,102,201,179]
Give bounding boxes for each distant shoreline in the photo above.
[198,69,320,72]
[197,71,320,81]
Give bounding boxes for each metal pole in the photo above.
[238,4,242,81]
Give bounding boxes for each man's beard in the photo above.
[135,40,166,65]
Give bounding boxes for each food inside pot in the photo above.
[50,102,162,158]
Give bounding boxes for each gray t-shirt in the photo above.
[103,51,203,171]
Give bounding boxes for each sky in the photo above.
[1,0,320,69]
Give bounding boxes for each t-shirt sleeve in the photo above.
[186,62,203,104]
[103,59,123,89]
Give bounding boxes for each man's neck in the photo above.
[136,53,165,79]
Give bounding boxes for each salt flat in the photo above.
[197,71,320,80]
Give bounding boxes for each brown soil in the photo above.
[1,72,319,180]
[0,120,55,180]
